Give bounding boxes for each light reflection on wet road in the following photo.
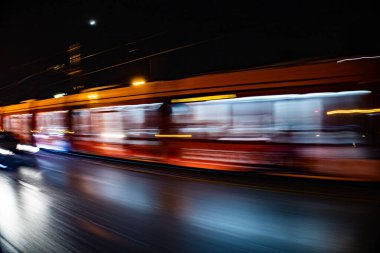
[1,151,379,253]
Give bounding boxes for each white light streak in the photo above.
[101,133,125,139]
[18,180,40,192]
[0,148,14,155]
[199,90,371,104]
[16,144,40,153]
[337,55,380,63]
[54,93,67,98]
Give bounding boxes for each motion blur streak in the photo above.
[183,197,350,253]
[336,55,380,63]
[16,144,40,153]
[0,148,14,155]
[0,177,49,250]
[171,94,236,103]
[327,108,380,115]
[155,134,192,138]
[1,58,380,181]
[88,93,98,99]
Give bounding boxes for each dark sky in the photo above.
[0,0,379,104]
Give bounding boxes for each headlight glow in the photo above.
[16,144,40,153]
[0,148,15,155]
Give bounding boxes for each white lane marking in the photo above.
[40,166,65,174]
[18,180,40,191]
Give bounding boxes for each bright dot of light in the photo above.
[132,81,145,86]
[88,93,98,100]
[54,93,66,98]
[131,77,146,86]
[89,19,96,26]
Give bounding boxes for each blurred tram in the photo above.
[1,57,380,180]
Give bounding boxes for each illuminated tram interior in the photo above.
[1,58,380,180]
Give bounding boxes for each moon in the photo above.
[89,19,97,26]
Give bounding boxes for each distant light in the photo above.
[131,77,146,86]
[132,81,145,86]
[316,134,320,137]
[88,93,98,100]
[54,93,67,98]
[89,19,97,26]
[50,64,65,71]
[171,94,236,103]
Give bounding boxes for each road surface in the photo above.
[1,151,379,253]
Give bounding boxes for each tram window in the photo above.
[171,102,230,138]
[4,114,32,138]
[192,103,230,124]
[21,114,32,135]
[124,103,161,137]
[73,110,91,135]
[274,99,322,132]
[9,114,32,142]
[230,101,273,138]
[320,94,373,145]
[3,116,10,131]
[171,103,191,124]
[10,116,21,133]
[91,110,124,142]
[124,109,144,128]
[36,111,68,135]
[269,94,375,144]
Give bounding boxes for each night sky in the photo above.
[0,0,379,104]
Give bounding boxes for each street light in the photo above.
[54,93,67,98]
[131,77,146,86]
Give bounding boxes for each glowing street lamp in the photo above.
[131,77,146,86]
[54,93,67,98]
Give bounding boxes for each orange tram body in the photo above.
[1,58,380,181]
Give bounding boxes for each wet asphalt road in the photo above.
[1,151,379,253]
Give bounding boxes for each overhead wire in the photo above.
[0,32,166,91]
[44,36,219,88]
